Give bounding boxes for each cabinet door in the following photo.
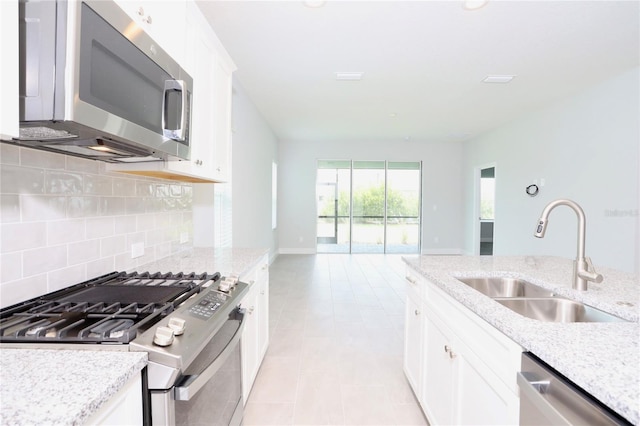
[403,294,423,397]
[256,264,270,360]
[455,341,519,425]
[113,0,186,65]
[422,313,455,425]
[210,57,233,182]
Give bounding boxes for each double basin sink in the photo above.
[455,277,627,323]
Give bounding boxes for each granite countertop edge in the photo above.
[402,255,640,425]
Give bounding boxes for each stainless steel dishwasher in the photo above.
[517,352,631,425]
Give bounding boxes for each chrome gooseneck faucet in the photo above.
[534,199,603,291]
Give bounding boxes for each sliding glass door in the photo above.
[316,160,421,254]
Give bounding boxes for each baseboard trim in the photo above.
[278,248,317,255]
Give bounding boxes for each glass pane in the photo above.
[351,163,385,253]
[317,166,350,253]
[386,164,421,254]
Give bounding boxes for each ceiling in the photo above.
[196,1,640,144]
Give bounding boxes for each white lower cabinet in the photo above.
[87,373,143,425]
[239,255,270,404]
[404,265,522,425]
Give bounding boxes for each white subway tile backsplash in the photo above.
[86,217,115,239]
[1,164,45,194]
[21,149,66,170]
[125,197,146,215]
[65,156,101,174]
[48,264,86,292]
[114,215,137,234]
[136,182,155,197]
[68,196,99,217]
[0,273,47,308]
[0,144,20,165]
[20,194,67,221]
[100,235,126,257]
[1,148,193,303]
[113,177,136,196]
[99,196,126,216]
[48,218,86,245]
[1,222,47,253]
[23,245,67,276]
[84,174,113,196]
[67,240,100,266]
[45,170,83,194]
[1,194,20,223]
[86,256,115,278]
[1,253,22,282]
[114,252,136,271]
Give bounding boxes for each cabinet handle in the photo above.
[143,15,152,24]
[260,291,265,295]
[137,7,144,16]
[261,264,268,270]
[414,309,420,316]
[444,345,456,359]
[249,306,255,314]
[216,166,222,172]
[406,276,417,285]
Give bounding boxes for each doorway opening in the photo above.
[316,160,421,254]
[479,166,495,255]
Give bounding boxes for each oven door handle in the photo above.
[173,308,246,401]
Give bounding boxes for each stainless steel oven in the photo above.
[0,271,249,426]
[136,299,246,425]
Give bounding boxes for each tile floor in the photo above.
[243,254,429,426]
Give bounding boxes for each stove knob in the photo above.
[168,317,186,336]
[153,326,175,347]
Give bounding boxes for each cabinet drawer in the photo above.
[405,267,426,302]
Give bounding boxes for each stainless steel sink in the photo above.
[495,298,628,323]
[456,277,555,298]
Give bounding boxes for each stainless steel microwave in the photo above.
[13,0,192,163]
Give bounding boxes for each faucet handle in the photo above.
[582,257,604,283]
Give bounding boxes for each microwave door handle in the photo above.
[173,309,246,401]
[162,79,187,141]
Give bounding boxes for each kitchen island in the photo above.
[403,255,639,425]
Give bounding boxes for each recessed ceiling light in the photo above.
[335,72,364,81]
[463,0,488,10]
[304,1,326,8]
[483,75,516,84]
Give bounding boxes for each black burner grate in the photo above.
[0,271,220,344]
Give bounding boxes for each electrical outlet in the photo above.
[180,232,189,244]
[131,242,144,258]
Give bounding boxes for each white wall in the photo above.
[230,80,279,260]
[277,139,464,254]
[462,67,639,273]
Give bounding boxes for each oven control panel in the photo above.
[187,291,228,320]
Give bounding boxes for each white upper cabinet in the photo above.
[108,0,236,183]
[0,0,19,139]
[113,0,187,66]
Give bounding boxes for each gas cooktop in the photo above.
[0,271,220,344]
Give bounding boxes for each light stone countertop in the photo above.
[0,248,268,425]
[138,247,270,280]
[402,255,640,425]
[0,349,147,426]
